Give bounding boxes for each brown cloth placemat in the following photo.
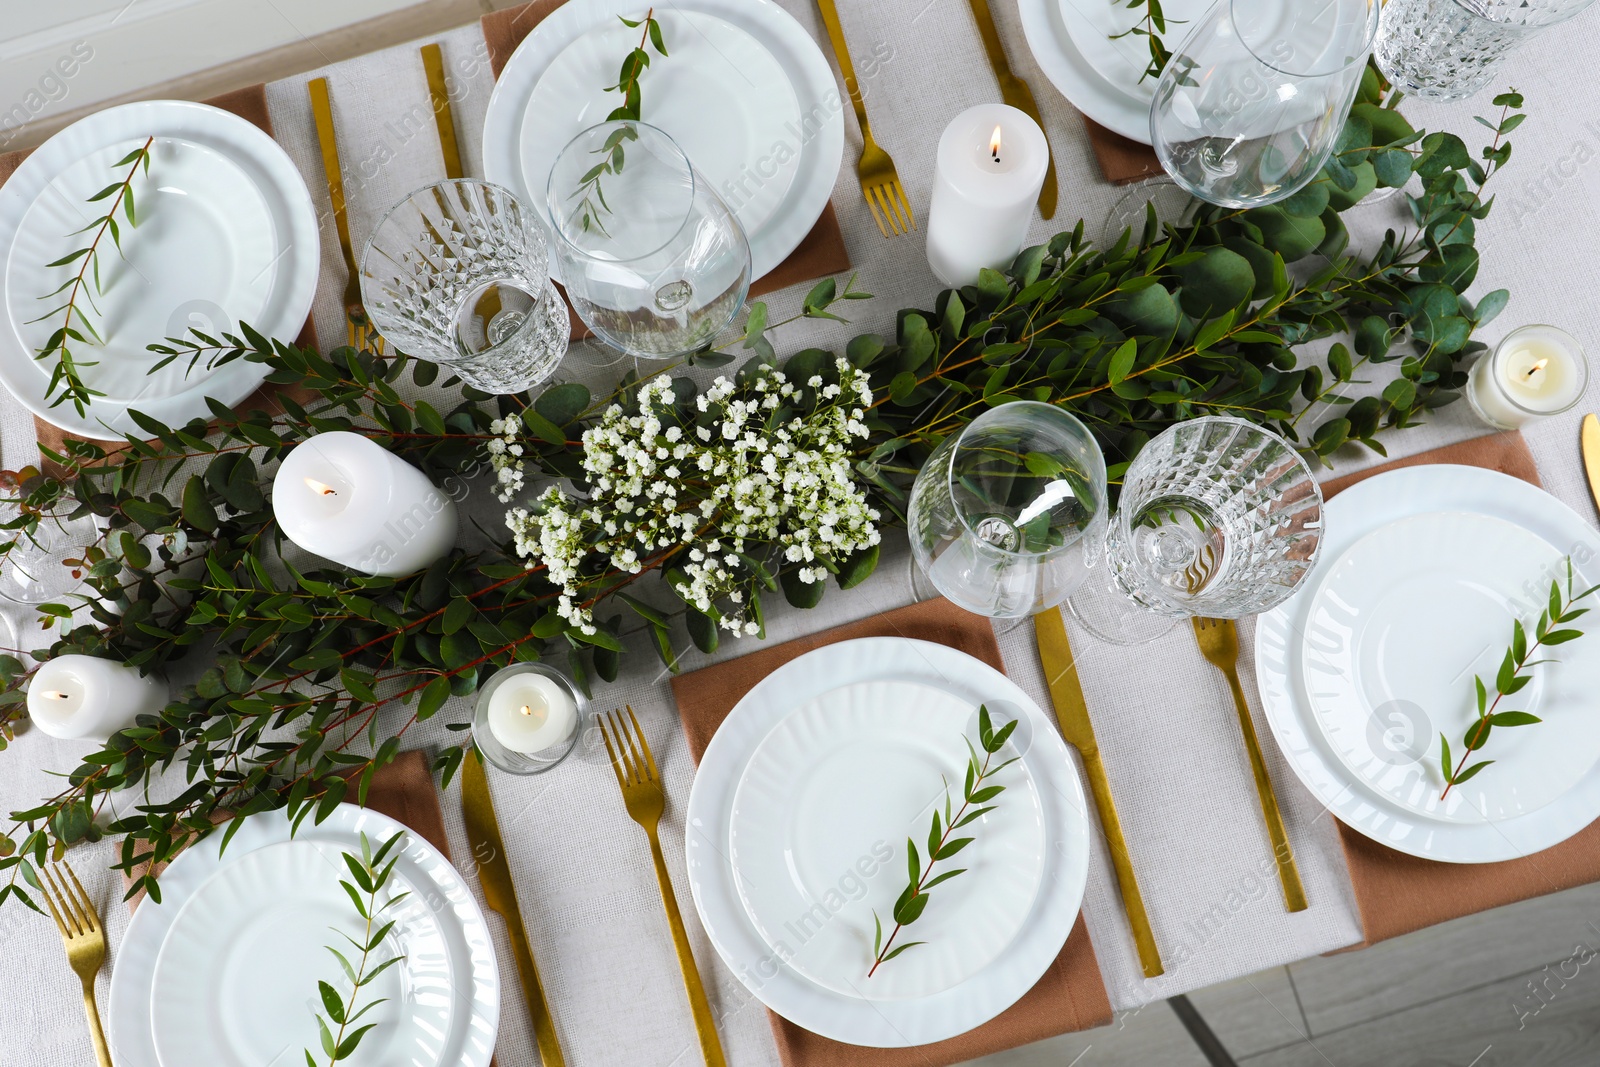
[1319,431,1600,944]
[669,598,1112,1067]
[483,0,851,301]
[0,84,315,459]
[1082,116,1162,185]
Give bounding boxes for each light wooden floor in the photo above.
[969,880,1600,1067]
[13,6,1600,1067]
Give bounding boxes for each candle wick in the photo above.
[1525,357,1548,378]
[519,704,532,716]
[304,477,338,497]
[41,690,69,700]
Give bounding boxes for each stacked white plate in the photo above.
[1017,0,1217,143]
[685,636,1091,1047]
[481,0,842,281]
[1256,464,1600,863]
[0,100,319,440]
[107,804,499,1067]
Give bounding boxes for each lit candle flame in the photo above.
[519,704,533,716]
[304,477,338,497]
[41,690,69,700]
[1525,357,1549,379]
[989,125,1002,163]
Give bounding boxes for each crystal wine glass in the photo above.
[546,121,751,359]
[908,402,1108,620]
[1151,0,1380,208]
[1374,0,1595,102]
[1068,417,1323,644]
[360,179,570,394]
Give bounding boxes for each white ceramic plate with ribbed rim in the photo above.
[482,0,841,282]
[107,805,498,1067]
[686,636,1090,1047]
[150,839,457,1067]
[0,101,318,441]
[1255,465,1600,863]
[519,10,801,243]
[1300,509,1600,825]
[728,679,1047,1003]
[1018,0,1155,142]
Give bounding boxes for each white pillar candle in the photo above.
[1466,325,1589,430]
[482,666,578,754]
[28,654,168,742]
[926,104,1050,288]
[271,431,458,577]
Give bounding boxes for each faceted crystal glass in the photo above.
[1375,0,1595,102]
[360,179,570,394]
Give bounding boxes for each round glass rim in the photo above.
[1486,323,1590,418]
[470,661,586,775]
[1446,0,1597,28]
[945,400,1108,562]
[1226,0,1380,79]
[1112,413,1325,558]
[545,120,697,266]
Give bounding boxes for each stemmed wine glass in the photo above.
[908,402,1108,620]
[545,121,751,359]
[1150,0,1379,208]
[1068,417,1323,644]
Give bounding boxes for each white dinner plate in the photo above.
[1301,510,1600,825]
[686,636,1090,1047]
[8,136,276,405]
[482,0,841,281]
[521,10,801,242]
[151,839,456,1067]
[1018,0,1156,143]
[729,679,1047,1003]
[1256,465,1600,863]
[1058,0,1215,104]
[0,100,319,440]
[107,805,498,1067]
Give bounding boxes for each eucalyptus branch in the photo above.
[30,136,154,416]
[572,9,667,234]
[307,830,409,1067]
[869,706,1017,976]
[1109,0,1182,82]
[1439,558,1599,799]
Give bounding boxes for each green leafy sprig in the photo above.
[869,706,1017,977]
[307,830,410,1067]
[30,136,154,416]
[1109,0,1183,82]
[1439,559,1599,799]
[572,9,668,234]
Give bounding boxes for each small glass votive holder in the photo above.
[1465,324,1589,430]
[471,662,585,774]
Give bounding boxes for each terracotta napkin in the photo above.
[482,0,851,301]
[1082,116,1162,185]
[0,84,315,460]
[669,597,1112,1067]
[1320,431,1600,944]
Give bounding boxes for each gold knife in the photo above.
[1034,608,1164,978]
[964,0,1058,219]
[421,42,465,180]
[462,752,566,1067]
[1583,414,1600,518]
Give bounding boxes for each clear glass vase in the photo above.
[360,179,570,395]
[546,122,751,359]
[908,402,1108,620]
[1069,417,1323,643]
[1151,0,1379,208]
[1375,0,1595,101]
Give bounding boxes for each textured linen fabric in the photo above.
[3,5,1600,1067]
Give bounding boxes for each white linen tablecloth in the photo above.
[3,4,1600,1066]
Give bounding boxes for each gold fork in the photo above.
[598,706,727,1067]
[40,860,113,1067]
[308,77,385,355]
[813,0,915,237]
[1191,617,1308,913]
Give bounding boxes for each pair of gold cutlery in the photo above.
[306,42,464,355]
[812,0,1057,238]
[1035,609,1307,979]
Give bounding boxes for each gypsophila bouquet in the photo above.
[491,357,881,636]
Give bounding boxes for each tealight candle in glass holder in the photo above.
[1465,325,1589,430]
[472,662,583,774]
